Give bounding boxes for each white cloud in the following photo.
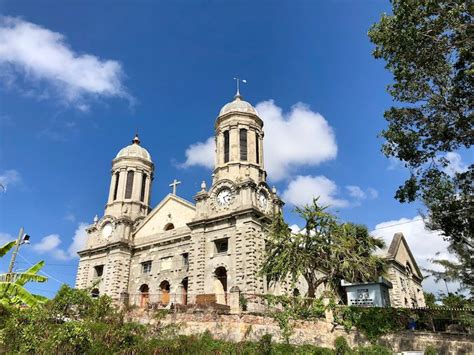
[0,16,130,108]
[345,185,378,200]
[31,222,88,260]
[181,100,337,181]
[0,169,21,190]
[0,232,13,245]
[442,152,469,177]
[257,100,337,181]
[67,222,88,258]
[181,137,215,169]
[346,185,366,199]
[282,175,349,208]
[64,212,76,223]
[367,187,379,199]
[32,234,61,253]
[371,216,456,294]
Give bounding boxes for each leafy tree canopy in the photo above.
[368,0,473,293]
[261,199,386,299]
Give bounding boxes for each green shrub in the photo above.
[259,334,273,355]
[424,345,438,355]
[335,336,352,355]
[353,344,393,354]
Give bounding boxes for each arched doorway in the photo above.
[139,284,149,308]
[91,288,100,298]
[159,280,170,305]
[214,267,227,305]
[181,277,188,305]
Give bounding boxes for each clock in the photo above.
[216,188,233,206]
[101,223,113,239]
[258,191,268,210]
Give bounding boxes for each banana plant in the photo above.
[0,241,48,307]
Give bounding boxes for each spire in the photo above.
[233,77,246,100]
[132,134,140,145]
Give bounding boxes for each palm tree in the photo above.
[0,241,48,307]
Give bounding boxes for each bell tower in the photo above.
[75,134,154,299]
[213,92,266,184]
[105,134,154,220]
[189,89,283,302]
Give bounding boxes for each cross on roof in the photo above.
[169,179,181,195]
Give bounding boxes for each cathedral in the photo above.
[75,91,425,309]
[75,91,281,307]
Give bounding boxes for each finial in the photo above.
[272,186,277,194]
[93,214,99,223]
[233,77,247,99]
[200,180,207,191]
[132,134,140,145]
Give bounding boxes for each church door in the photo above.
[181,278,188,305]
[160,281,170,305]
[139,284,149,308]
[214,267,227,305]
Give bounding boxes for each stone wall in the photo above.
[131,312,473,354]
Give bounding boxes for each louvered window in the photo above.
[224,131,230,163]
[240,129,247,161]
[255,132,260,164]
[113,172,120,200]
[125,171,134,199]
[140,173,147,202]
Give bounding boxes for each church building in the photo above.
[75,91,424,309]
[75,91,282,307]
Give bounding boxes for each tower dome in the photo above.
[219,94,258,117]
[115,134,152,161]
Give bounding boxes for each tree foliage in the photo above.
[261,199,386,299]
[368,0,473,292]
[0,241,48,307]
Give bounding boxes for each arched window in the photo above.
[164,223,175,231]
[223,131,230,163]
[255,132,260,164]
[140,173,147,202]
[91,288,100,298]
[139,284,149,308]
[125,170,134,199]
[113,172,120,200]
[239,129,248,161]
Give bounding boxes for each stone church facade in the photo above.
[75,92,424,308]
[76,92,283,307]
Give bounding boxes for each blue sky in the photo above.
[0,0,468,297]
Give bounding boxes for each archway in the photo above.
[159,280,170,305]
[181,277,188,305]
[214,267,227,305]
[139,284,149,308]
[91,288,100,298]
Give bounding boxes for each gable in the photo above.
[386,233,423,279]
[134,194,195,239]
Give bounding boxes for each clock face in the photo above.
[216,188,233,206]
[101,223,113,238]
[258,191,268,209]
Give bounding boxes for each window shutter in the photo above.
[140,173,147,202]
[240,129,248,161]
[125,171,134,199]
[224,131,230,163]
[113,172,120,200]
